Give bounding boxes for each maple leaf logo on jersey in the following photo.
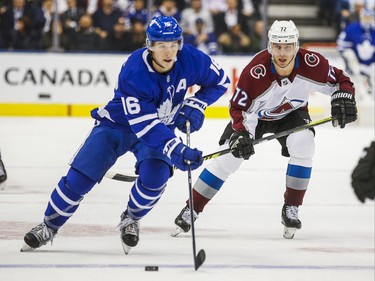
[157,86,179,125]
[357,40,373,61]
[258,97,304,120]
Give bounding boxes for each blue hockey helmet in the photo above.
[146,16,183,50]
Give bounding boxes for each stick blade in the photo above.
[194,249,206,270]
[105,172,137,182]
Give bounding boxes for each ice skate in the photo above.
[281,204,302,239]
[0,157,7,190]
[118,211,139,255]
[21,222,57,252]
[171,205,198,237]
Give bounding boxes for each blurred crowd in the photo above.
[0,0,373,54]
[318,0,374,36]
[0,0,263,55]
[0,0,264,54]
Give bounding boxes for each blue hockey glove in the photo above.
[331,90,357,129]
[229,130,255,160]
[175,97,207,133]
[163,138,203,171]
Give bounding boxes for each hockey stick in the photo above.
[185,120,206,271]
[105,116,333,182]
[202,116,334,160]
[105,171,138,182]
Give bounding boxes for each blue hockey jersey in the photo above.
[337,21,375,66]
[91,44,229,153]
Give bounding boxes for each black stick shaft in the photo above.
[202,116,333,161]
[105,117,333,182]
[186,121,203,270]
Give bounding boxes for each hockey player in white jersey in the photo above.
[337,8,375,99]
[173,20,357,239]
[21,16,229,254]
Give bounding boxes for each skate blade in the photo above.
[283,226,297,239]
[170,226,184,237]
[120,240,132,255]
[0,182,6,190]
[20,243,35,252]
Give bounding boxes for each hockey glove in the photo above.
[351,141,375,203]
[163,138,203,171]
[229,130,255,160]
[175,97,207,133]
[331,90,357,128]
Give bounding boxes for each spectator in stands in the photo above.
[86,0,99,14]
[54,0,68,14]
[41,0,63,49]
[92,0,122,42]
[85,0,130,15]
[123,17,145,51]
[248,19,264,53]
[0,0,9,13]
[105,16,144,52]
[153,0,181,22]
[0,0,45,50]
[249,0,260,17]
[202,0,228,16]
[217,22,251,54]
[178,0,188,11]
[116,0,130,13]
[59,0,90,14]
[181,0,214,35]
[60,0,86,49]
[66,13,104,51]
[106,15,128,51]
[213,0,250,38]
[237,0,257,18]
[41,0,53,48]
[60,0,86,32]
[183,17,217,55]
[124,0,148,27]
[153,0,186,11]
[202,0,259,18]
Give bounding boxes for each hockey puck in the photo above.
[145,266,159,271]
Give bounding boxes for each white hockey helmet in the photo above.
[268,20,299,53]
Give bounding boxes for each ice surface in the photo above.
[0,117,373,281]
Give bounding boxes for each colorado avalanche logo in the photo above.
[304,53,320,67]
[258,97,304,120]
[250,64,266,79]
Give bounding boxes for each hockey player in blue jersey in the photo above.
[21,16,229,254]
[337,7,375,99]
